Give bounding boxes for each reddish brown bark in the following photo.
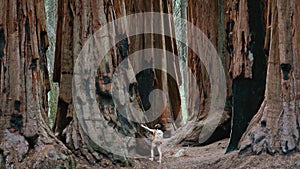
[239,0,300,155]
[170,0,232,145]
[0,0,74,168]
[225,0,267,152]
[53,0,182,165]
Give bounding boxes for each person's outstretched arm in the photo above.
[141,124,155,133]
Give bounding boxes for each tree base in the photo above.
[0,128,75,168]
[239,99,299,155]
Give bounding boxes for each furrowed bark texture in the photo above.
[163,0,233,148]
[174,0,266,151]
[165,0,232,147]
[180,0,231,144]
[226,0,267,152]
[239,0,300,155]
[53,0,182,166]
[0,0,74,168]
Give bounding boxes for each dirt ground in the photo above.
[76,139,300,169]
[127,139,300,169]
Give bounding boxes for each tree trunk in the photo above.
[172,0,232,146]
[53,0,182,166]
[239,0,300,155]
[0,0,74,168]
[173,0,266,152]
[226,0,267,152]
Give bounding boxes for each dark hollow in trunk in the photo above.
[226,0,267,153]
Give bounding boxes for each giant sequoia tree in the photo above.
[185,0,300,155]
[52,0,182,165]
[0,0,74,168]
[1,0,300,168]
[176,0,267,150]
[239,0,300,154]
[225,0,267,152]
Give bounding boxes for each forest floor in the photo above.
[76,138,300,168]
[126,139,300,169]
